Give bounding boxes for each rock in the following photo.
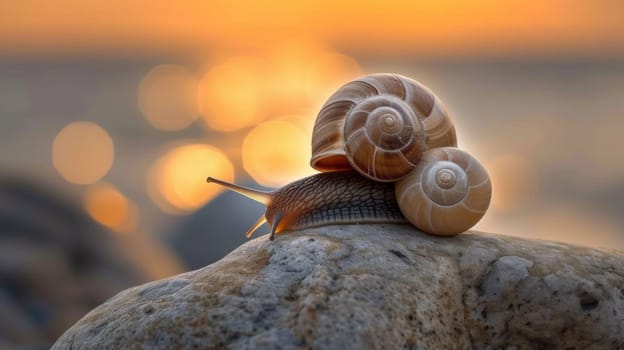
[53,225,624,349]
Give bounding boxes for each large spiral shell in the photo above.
[395,147,491,236]
[311,73,457,182]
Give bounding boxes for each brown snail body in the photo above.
[207,171,407,240]
[207,73,491,239]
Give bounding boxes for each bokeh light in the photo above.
[259,42,325,116]
[52,121,114,185]
[148,143,235,214]
[198,58,260,132]
[255,43,363,117]
[242,118,316,187]
[83,182,139,233]
[304,52,363,104]
[197,44,362,134]
[138,64,199,131]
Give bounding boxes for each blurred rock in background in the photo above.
[0,176,184,349]
[168,186,266,269]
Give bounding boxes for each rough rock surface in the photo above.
[53,225,624,349]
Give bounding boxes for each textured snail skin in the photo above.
[266,171,407,236]
[395,147,492,236]
[311,73,457,182]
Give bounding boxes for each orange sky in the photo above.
[1,0,623,58]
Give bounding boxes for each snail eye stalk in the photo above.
[207,177,273,239]
[245,215,267,239]
[269,211,284,241]
[206,177,271,205]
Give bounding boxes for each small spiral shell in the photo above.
[395,147,491,236]
[311,73,457,182]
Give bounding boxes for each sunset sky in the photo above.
[1,1,624,59]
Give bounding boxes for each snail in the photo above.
[207,171,407,241]
[207,74,491,239]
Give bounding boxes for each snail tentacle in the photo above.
[245,215,267,238]
[269,211,284,241]
[206,177,271,205]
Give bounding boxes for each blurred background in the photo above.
[1,1,624,347]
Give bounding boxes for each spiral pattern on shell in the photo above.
[311,73,457,182]
[395,147,491,236]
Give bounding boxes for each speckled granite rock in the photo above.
[53,225,624,349]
